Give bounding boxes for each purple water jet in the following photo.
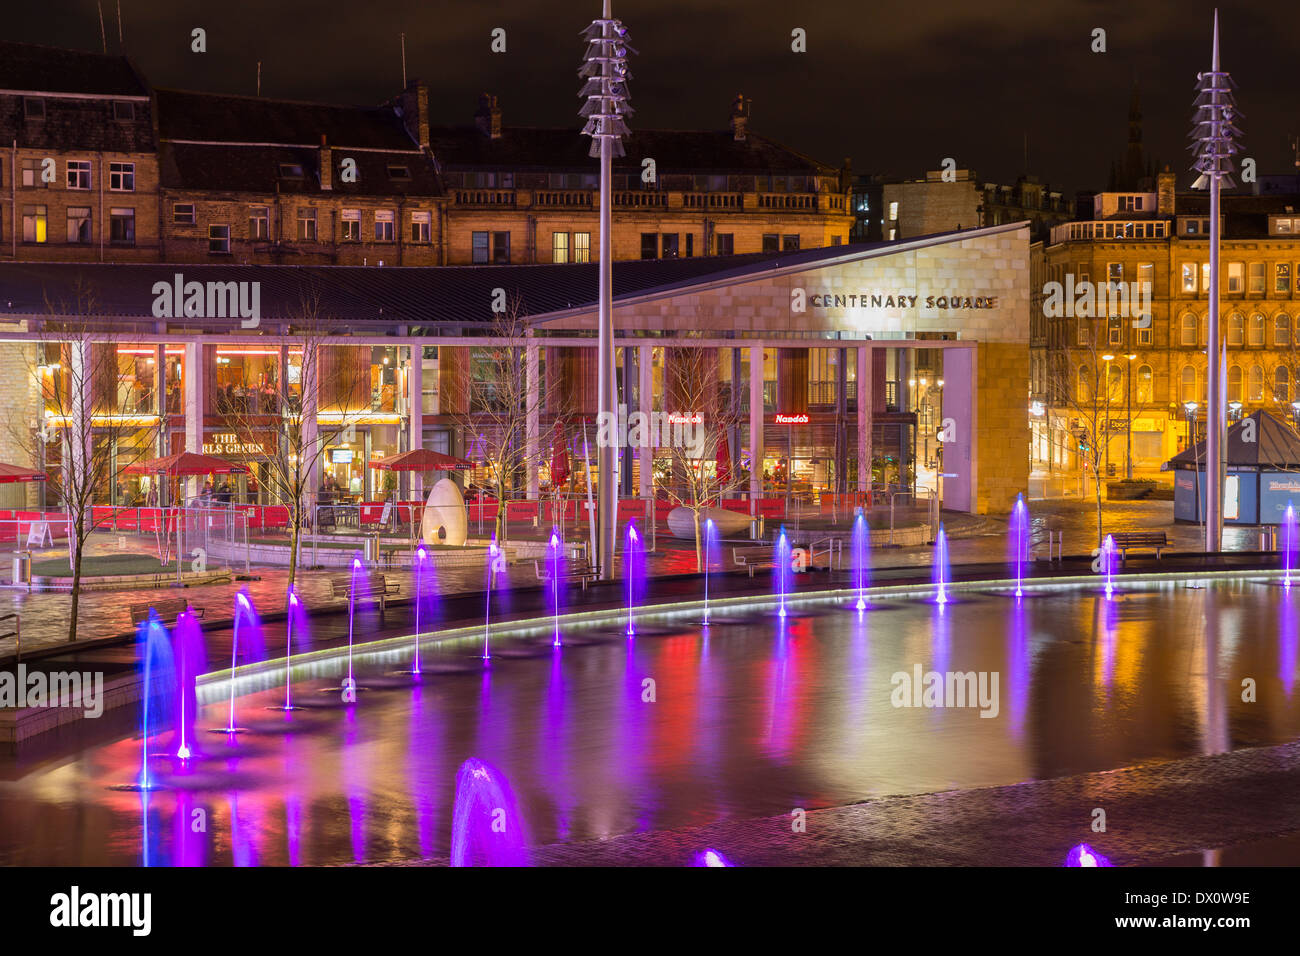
[276,587,307,711]
[449,758,529,866]
[625,521,642,637]
[851,511,869,612]
[1009,494,1030,599]
[774,527,791,618]
[170,610,204,759]
[549,529,562,647]
[702,518,717,625]
[1064,843,1112,867]
[933,524,949,605]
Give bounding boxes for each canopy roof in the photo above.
[0,462,46,484]
[125,451,249,476]
[1164,410,1300,470]
[368,448,472,471]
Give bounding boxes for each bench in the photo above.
[330,572,400,620]
[130,599,206,628]
[534,559,600,590]
[733,546,778,578]
[1108,531,1168,560]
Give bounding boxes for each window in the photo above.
[112,101,135,121]
[1137,262,1153,289]
[387,165,411,180]
[1077,320,1091,346]
[279,163,304,179]
[1181,263,1197,293]
[1228,312,1244,346]
[1249,262,1266,293]
[640,232,658,260]
[1136,325,1152,345]
[109,162,134,192]
[109,207,134,245]
[888,201,898,221]
[342,209,360,242]
[209,224,230,254]
[1227,262,1244,292]
[490,231,509,264]
[66,160,91,190]
[686,233,694,257]
[1248,365,1264,402]
[297,207,317,241]
[661,233,679,258]
[1136,365,1153,404]
[1181,366,1198,403]
[1276,366,1291,403]
[1119,195,1143,211]
[1278,263,1292,294]
[66,206,91,244]
[21,158,48,188]
[1180,313,1198,346]
[1249,313,1266,347]
[716,233,734,256]
[573,232,590,263]
[172,202,196,225]
[1108,316,1123,345]
[374,209,394,242]
[552,231,569,263]
[831,235,842,246]
[1228,365,1242,403]
[1107,262,1123,284]
[22,204,47,243]
[1202,262,1211,292]
[249,206,269,239]
[762,234,779,253]
[1276,314,1292,347]
[1077,366,1090,402]
[472,231,490,264]
[782,234,800,252]
[24,98,45,120]
[411,210,431,243]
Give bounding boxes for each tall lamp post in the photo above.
[579,2,634,579]
[1190,10,1242,552]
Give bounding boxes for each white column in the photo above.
[408,345,424,501]
[154,345,167,457]
[638,343,653,499]
[525,342,540,500]
[302,344,320,505]
[857,345,872,492]
[183,341,204,501]
[68,341,92,513]
[749,345,764,510]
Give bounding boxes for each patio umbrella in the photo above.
[125,451,248,475]
[0,462,46,483]
[550,424,570,486]
[715,431,732,485]
[367,448,472,471]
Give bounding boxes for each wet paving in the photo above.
[0,577,1296,865]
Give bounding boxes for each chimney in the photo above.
[319,134,332,191]
[1157,164,1176,216]
[475,93,502,139]
[730,93,748,141]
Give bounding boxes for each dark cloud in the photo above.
[9,0,1296,192]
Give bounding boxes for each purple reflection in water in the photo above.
[450,758,530,867]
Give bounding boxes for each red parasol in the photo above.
[368,448,472,471]
[0,462,46,484]
[715,432,732,485]
[125,451,248,475]
[550,423,570,486]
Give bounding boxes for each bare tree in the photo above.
[658,337,741,570]
[447,299,552,546]
[1046,321,1124,546]
[211,294,370,587]
[7,284,161,642]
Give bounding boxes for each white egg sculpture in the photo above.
[666,505,752,540]
[421,477,468,546]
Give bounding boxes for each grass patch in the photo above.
[32,554,183,577]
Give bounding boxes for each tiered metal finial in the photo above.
[1189,12,1243,190]
[578,10,636,158]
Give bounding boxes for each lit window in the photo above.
[573,232,591,263]
[22,204,47,243]
[341,209,360,242]
[552,231,569,264]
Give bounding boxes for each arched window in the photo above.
[1181,365,1198,403]
[1276,366,1291,403]
[1248,364,1264,402]
[1228,364,1243,403]
[1078,366,1090,402]
[1276,314,1292,347]
[1180,313,1198,346]
[1228,312,1244,346]
[1249,313,1266,347]
[1136,364,1153,404]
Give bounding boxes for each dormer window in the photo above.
[112,101,135,121]
[24,98,45,120]
[279,163,304,179]
[387,165,411,180]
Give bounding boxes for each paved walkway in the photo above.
[0,499,1274,666]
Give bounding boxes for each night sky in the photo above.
[8,0,1297,194]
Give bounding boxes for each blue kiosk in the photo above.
[1164,410,1300,525]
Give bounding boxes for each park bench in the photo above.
[733,546,778,578]
[1107,531,1168,560]
[130,599,206,628]
[329,572,400,620]
[533,558,600,590]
